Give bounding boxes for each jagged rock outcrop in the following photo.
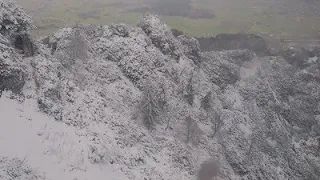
[0,1,319,180]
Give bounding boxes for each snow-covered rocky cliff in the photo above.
[1,0,319,180]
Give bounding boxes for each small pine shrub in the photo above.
[184,73,194,106]
[200,91,222,137]
[158,79,168,112]
[210,111,222,137]
[141,86,161,129]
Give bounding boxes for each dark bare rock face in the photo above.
[0,1,319,180]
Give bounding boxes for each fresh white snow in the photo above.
[0,91,128,180]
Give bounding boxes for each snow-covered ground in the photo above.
[0,91,127,180]
[1,1,320,179]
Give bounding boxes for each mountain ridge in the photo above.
[1,0,320,180]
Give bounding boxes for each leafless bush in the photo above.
[210,111,222,138]
[200,91,222,137]
[197,159,220,180]
[71,28,88,60]
[63,27,88,68]
[201,91,213,111]
[165,114,172,130]
[185,116,200,144]
[184,72,194,106]
[244,137,256,165]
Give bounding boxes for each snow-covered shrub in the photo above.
[177,35,201,66]
[0,0,31,37]
[138,13,182,60]
[0,0,35,56]
[0,157,46,180]
[0,35,26,95]
[0,61,26,94]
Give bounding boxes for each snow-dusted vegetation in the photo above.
[1,0,320,180]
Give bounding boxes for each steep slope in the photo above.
[1,1,319,180]
[0,92,127,180]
